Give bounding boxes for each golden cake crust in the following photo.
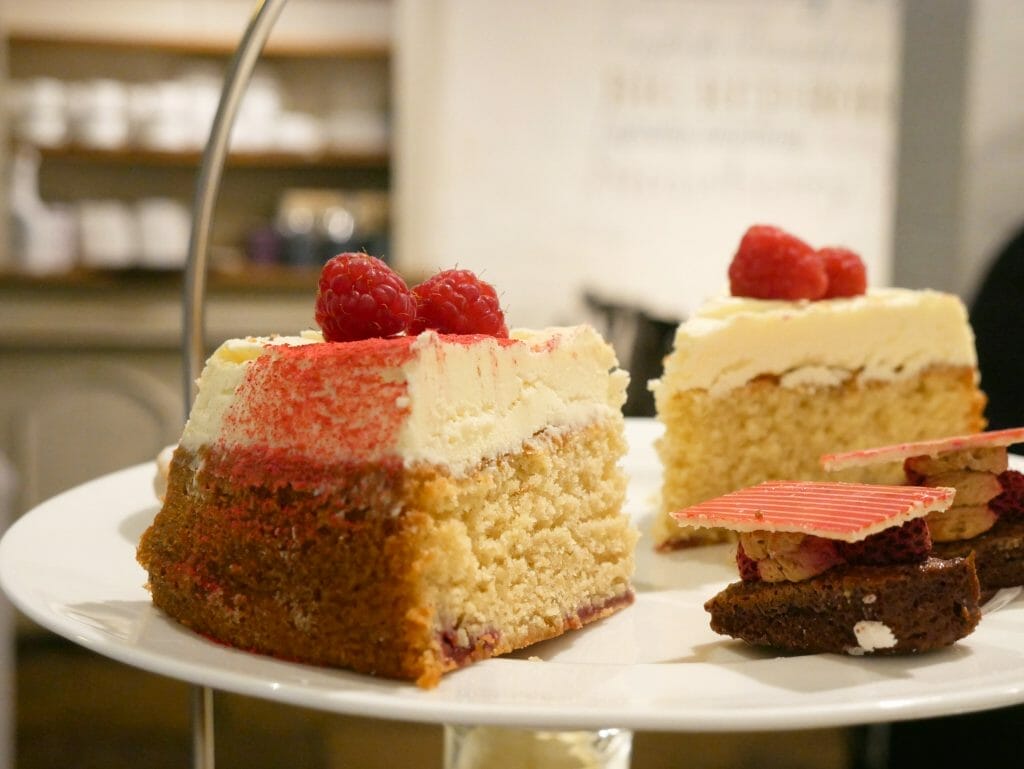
[140,447,439,681]
[138,420,636,687]
[654,366,986,550]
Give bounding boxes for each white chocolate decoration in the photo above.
[822,426,1024,471]
[671,480,954,542]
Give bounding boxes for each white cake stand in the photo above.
[10,1,1020,767]
[178,1,287,765]
[2,421,1024,767]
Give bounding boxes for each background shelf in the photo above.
[6,30,391,61]
[32,144,390,170]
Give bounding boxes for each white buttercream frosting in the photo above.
[400,327,628,470]
[650,288,977,399]
[179,326,628,475]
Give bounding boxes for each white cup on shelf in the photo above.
[69,79,130,149]
[77,200,139,269]
[181,72,221,149]
[13,78,69,147]
[275,112,325,155]
[136,198,191,269]
[325,109,389,153]
[15,204,78,275]
[229,72,282,153]
[136,80,191,151]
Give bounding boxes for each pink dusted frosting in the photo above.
[180,325,628,475]
[220,336,417,462]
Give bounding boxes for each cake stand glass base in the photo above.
[192,686,216,769]
[443,725,633,769]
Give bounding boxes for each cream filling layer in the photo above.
[651,288,977,399]
[179,326,628,475]
[401,327,627,470]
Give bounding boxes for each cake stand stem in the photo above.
[191,686,216,769]
[183,2,289,768]
[183,3,632,767]
[183,0,288,406]
[443,725,634,768]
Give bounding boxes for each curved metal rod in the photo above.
[183,0,290,407]
[182,2,289,768]
[191,685,216,769]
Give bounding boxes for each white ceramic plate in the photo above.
[2,418,1023,732]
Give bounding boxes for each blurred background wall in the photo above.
[394,0,901,327]
[961,0,1024,298]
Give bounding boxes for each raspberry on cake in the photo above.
[315,253,417,342]
[818,246,868,298]
[672,481,982,655]
[650,225,986,550]
[823,427,1024,592]
[728,225,827,300]
[137,260,637,687]
[409,268,508,337]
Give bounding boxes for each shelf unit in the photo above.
[0,22,393,523]
[4,27,393,278]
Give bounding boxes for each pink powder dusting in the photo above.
[220,337,416,462]
[217,332,534,462]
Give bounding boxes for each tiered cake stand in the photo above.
[3,420,1024,767]
[3,2,1024,767]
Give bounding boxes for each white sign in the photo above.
[396,0,900,326]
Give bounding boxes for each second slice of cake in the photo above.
[651,226,986,550]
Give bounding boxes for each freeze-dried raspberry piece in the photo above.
[736,543,761,582]
[839,518,932,566]
[991,470,1024,521]
[728,225,827,300]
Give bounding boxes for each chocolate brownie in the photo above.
[933,517,1024,593]
[705,556,981,654]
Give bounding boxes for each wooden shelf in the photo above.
[33,144,389,170]
[0,265,323,294]
[7,31,391,61]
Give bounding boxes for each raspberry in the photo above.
[728,225,827,300]
[315,253,416,342]
[991,470,1024,521]
[819,246,868,298]
[903,460,925,486]
[735,543,761,582]
[409,269,509,337]
[839,518,932,566]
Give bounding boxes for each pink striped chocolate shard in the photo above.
[821,427,1024,472]
[671,481,955,542]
